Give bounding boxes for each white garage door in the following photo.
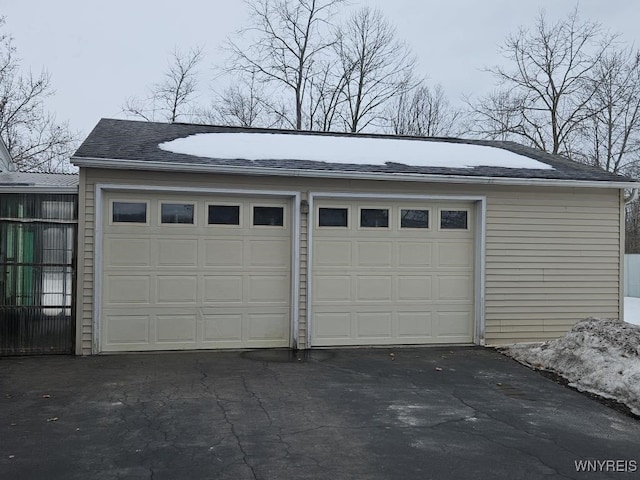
[311,199,475,346]
[100,192,291,352]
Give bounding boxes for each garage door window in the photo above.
[253,206,284,226]
[112,201,147,224]
[318,207,348,227]
[400,209,429,229]
[440,209,468,230]
[208,204,240,225]
[161,203,195,224]
[360,208,389,228]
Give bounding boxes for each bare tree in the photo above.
[469,8,615,156]
[334,6,415,133]
[203,71,284,127]
[385,82,461,137]
[306,58,348,131]
[0,18,77,172]
[123,47,203,123]
[226,0,345,130]
[583,48,640,252]
[465,90,528,141]
[579,48,640,174]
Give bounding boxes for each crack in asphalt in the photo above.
[198,362,258,480]
[449,388,575,479]
[241,374,273,427]
[5,352,640,480]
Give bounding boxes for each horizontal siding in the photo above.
[298,208,308,349]
[484,188,620,345]
[80,174,95,355]
[75,167,622,352]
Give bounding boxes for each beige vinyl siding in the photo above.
[298,192,309,349]
[75,167,623,354]
[76,169,95,354]
[484,188,621,344]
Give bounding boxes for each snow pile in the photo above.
[624,297,640,325]
[502,318,640,415]
[159,133,555,170]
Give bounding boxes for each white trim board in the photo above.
[306,192,486,348]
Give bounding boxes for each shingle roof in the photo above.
[72,118,636,184]
[0,171,78,188]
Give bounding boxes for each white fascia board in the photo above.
[71,156,640,190]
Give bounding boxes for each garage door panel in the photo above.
[356,312,392,338]
[156,276,198,303]
[203,275,243,303]
[246,312,289,342]
[102,194,291,352]
[397,242,432,267]
[204,239,243,267]
[103,314,150,345]
[437,242,474,268]
[156,314,197,343]
[248,275,289,303]
[314,275,351,302]
[106,275,151,304]
[357,242,392,266]
[437,275,473,300]
[248,239,290,267]
[437,311,473,338]
[315,241,352,267]
[397,312,432,337]
[203,314,243,342]
[314,312,351,340]
[157,238,198,266]
[397,276,432,301]
[312,199,474,347]
[356,276,392,301]
[106,238,151,266]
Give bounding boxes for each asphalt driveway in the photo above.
[1,347,639,480]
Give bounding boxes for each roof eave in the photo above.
[0,184,78,193]
[70,156,639,190]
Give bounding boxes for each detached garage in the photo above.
[72,119,637,355]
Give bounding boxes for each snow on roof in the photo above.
[159,132,555,171]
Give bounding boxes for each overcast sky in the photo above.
[2,0,640,137]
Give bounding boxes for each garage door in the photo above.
[311,199,475,346]
[100,192,291,352]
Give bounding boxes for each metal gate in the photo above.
[0,193,77,355]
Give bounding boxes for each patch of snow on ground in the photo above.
[502,318,640,415]
[624,297,640,325]
[159,133,554,170]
